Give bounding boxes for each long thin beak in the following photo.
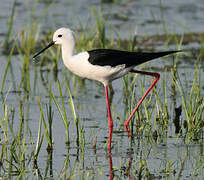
[33,41,55,59]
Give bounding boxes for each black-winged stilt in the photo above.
[33,27,181,152]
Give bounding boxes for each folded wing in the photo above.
[88,49,180,67]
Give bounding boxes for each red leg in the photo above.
[109,153,113,180]
[105,85,113,153]
[124,70,160,137]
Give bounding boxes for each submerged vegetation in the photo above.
[0,0,203,179]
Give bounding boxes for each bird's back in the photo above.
[88,49,180,67]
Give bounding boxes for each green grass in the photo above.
[3,0,16,54]
[0,4,203,179]
[174,64,203,140]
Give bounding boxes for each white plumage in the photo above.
[52,27,132,86]
[33,27,180,152]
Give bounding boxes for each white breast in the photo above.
[63,51,132,86]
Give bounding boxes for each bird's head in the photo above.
[33,27,75,59]
[53,27,75,45]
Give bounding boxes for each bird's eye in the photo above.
[58,34,62,38]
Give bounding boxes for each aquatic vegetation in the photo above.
[0,1,203,179]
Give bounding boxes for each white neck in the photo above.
[62,40,74,61]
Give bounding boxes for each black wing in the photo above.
[88,49,180,67]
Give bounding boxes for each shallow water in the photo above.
[0,0,203,179]
[1,0,204,38]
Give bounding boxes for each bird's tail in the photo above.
[134,50,182,65]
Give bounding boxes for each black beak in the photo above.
[33,41,55,59]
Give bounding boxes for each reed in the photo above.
[1,37,17,93]
[51,80,70,145]
[173,64,203,140]
[91,8,107,48]
[3,0,16,54]
[0,2,203,179]
[36,96,52,148]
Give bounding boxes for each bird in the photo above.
[33,27,181,153]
